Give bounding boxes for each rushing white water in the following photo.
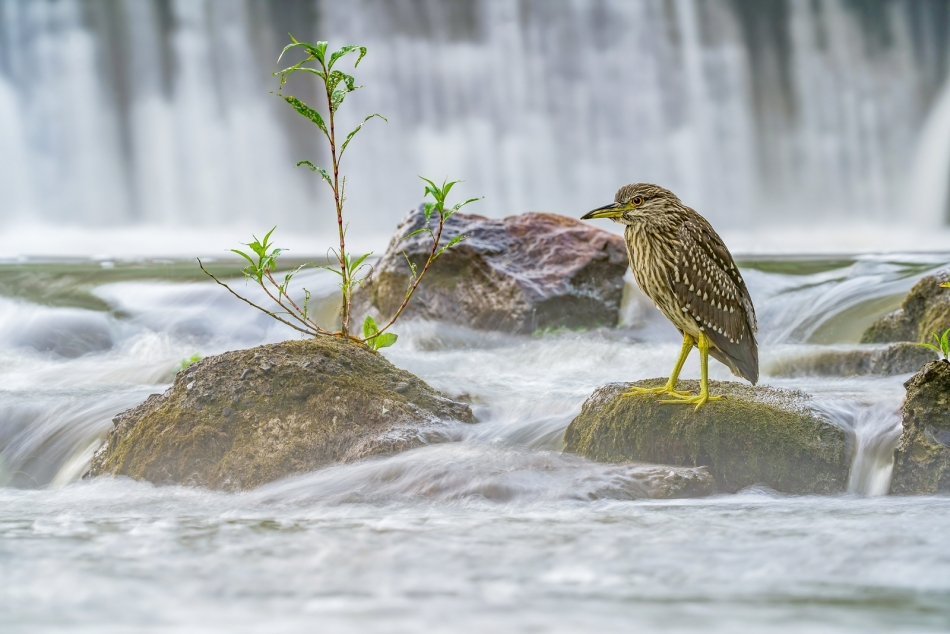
[0,253,948,631]
[1,0,950,236]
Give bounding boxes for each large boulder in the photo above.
[862,269,950,343]
[890,360,950,494]
[353,206,629,333]
[88,337,475,490]
[768,342,937,377]
[564,380,851,494]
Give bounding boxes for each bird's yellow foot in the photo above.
[658,392,723,411]
[621,385,692,399]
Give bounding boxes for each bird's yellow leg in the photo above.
[660,331,723,410]
[621,333,694,398]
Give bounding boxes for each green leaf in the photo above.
[297,160,333,187]
[918,343,941,353]
[441,179,459,199]
[283,96,329,137]
[348,252,373,275]
[231,248,257,267]
[328,45,360,70]
[331,88,349,111]
[363,315,379,338]
[402,251,418,279]
[355,46,368,67]
[262,226,277,248]
[941,281,950,289]
[273,66,325,80]
[179,354,202,371]
[340,114,387,157]
[402,228,429,241]
[317,264,344,278]
[373,332,397,349]
[436,234,466,257]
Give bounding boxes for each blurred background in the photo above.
[2,0,950,256]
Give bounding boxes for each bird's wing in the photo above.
[670,220,758,383]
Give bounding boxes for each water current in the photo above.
[1,253,949,632]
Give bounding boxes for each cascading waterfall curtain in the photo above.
[0,0,948,233]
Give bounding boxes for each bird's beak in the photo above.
[581,202,623,220]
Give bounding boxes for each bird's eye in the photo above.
[632,196,643,206]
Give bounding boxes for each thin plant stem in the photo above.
[263,269,334,335]
[198,260,319,337]
[368,216,446,341]
[322,57,349,338]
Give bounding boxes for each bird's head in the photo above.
[581,183,680,225]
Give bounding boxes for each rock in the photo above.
[862,269,950,343]
[88,337,475,490]
[563,380,851,495]
[353,205,629,333]
[768,342,938,377]
[890,360,950,494]
[609,464,715,499]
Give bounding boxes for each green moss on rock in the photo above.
[89,337,475,490]
[563,379,851,494]
[890,360,950,494]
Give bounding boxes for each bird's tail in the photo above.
[709,343,759,385]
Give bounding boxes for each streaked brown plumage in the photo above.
[582,183,758,408]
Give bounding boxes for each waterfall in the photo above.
[0,0,948,238]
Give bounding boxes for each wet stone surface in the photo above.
[352,205,629,334]
[88,337,476,490]
[890,360,950,494]
[862,268,950,344]
[564,380,852,495]
[769,342,938,377]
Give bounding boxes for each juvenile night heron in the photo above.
[582,184,758,409]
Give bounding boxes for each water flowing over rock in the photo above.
[88,337,475,490]
[564,380,851,495]
[862,269,950,344]
[768,343,938,377]
[890,360,950,494]
[353,206,628,333]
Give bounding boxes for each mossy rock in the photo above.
[862,269,950,344]
[768,342,937,377]
[563,380,851,495]
[890,360,950,494]
[88,337,475,490]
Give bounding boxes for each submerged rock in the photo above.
[890,360,950,494]
[89,337,475,490]
[769,342,937,377]
[352,205,628,333]
[862,269,950,343]
[563,380,851,495]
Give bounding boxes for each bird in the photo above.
[581,183,758,410]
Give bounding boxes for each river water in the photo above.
[1,253,950,632]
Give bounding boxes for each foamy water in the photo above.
[1,252,949,632]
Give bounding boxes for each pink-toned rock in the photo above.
[354,205,629,333]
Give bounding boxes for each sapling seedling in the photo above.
[198,37,479,350]
[179,354,203,371]
[918,328,950,362]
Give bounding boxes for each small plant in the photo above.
[918,328,950,362]
[199,37,478,349]
[179,354,202,371]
